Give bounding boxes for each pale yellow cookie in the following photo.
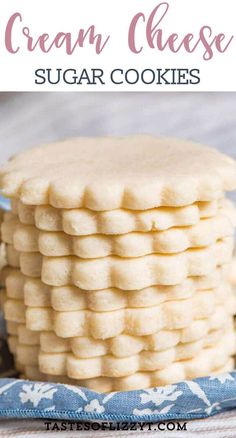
[38,357,234,392]
[38,329,236,379]
[1,136,236,210]
[39,313,234,358]
[18,201,220,235]
[25,270,229,312]
[43,353,235,392]
[25,288,236,338]
[10,213,234,258]
[3,289,40,371]
[24,356,234,391]
[40,238,233,290]
[4,267,234,357]
[3,264,230,312]
[10,312,233,386]
[14,198,233,234]
[10,315,234,390]
[4,237,231,291]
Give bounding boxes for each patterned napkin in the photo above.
[0,374,236,421]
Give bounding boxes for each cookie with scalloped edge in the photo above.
[9,212,234,258]
[40,357,234,392]
[9,318,234,391]
[9,311,233,361]
[3,214,232,290]
[24,288,236,338]
[39,313,234,358]
[4,274,236,339]
[6,295,234,387]
[4,264,229,312]
[4,304,39,370]
[38,329,236,379]
[4,267,234,348]
[6,237,232,290]
[24,271,230,312]
[9,327,39,367]
[39,237,234,290]
[16,200,220,235]
[6,302,233,376]
[7,321,39,346]
[1,136,236,210]
[21,357,234,392]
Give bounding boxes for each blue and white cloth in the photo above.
[0,374,236,421]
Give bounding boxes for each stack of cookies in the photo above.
[0,136,236,392]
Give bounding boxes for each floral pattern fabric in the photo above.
[0,373,236,421]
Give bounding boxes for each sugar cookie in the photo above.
[38,329,236,379]
[42,359,233,392]
[20,200,219,235]
[24,269,229,312]
[41,358,234,392]
[4,265,230,312]
[40,313,234,358]
[9,213,234,258]
[25,288,236,338]
[40,238,233,290]
[1,136,236,210]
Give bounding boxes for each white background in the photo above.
[0,0,235,91]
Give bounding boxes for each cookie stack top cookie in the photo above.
[1,136,236,209]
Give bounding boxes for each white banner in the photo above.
[0,0,235,91]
